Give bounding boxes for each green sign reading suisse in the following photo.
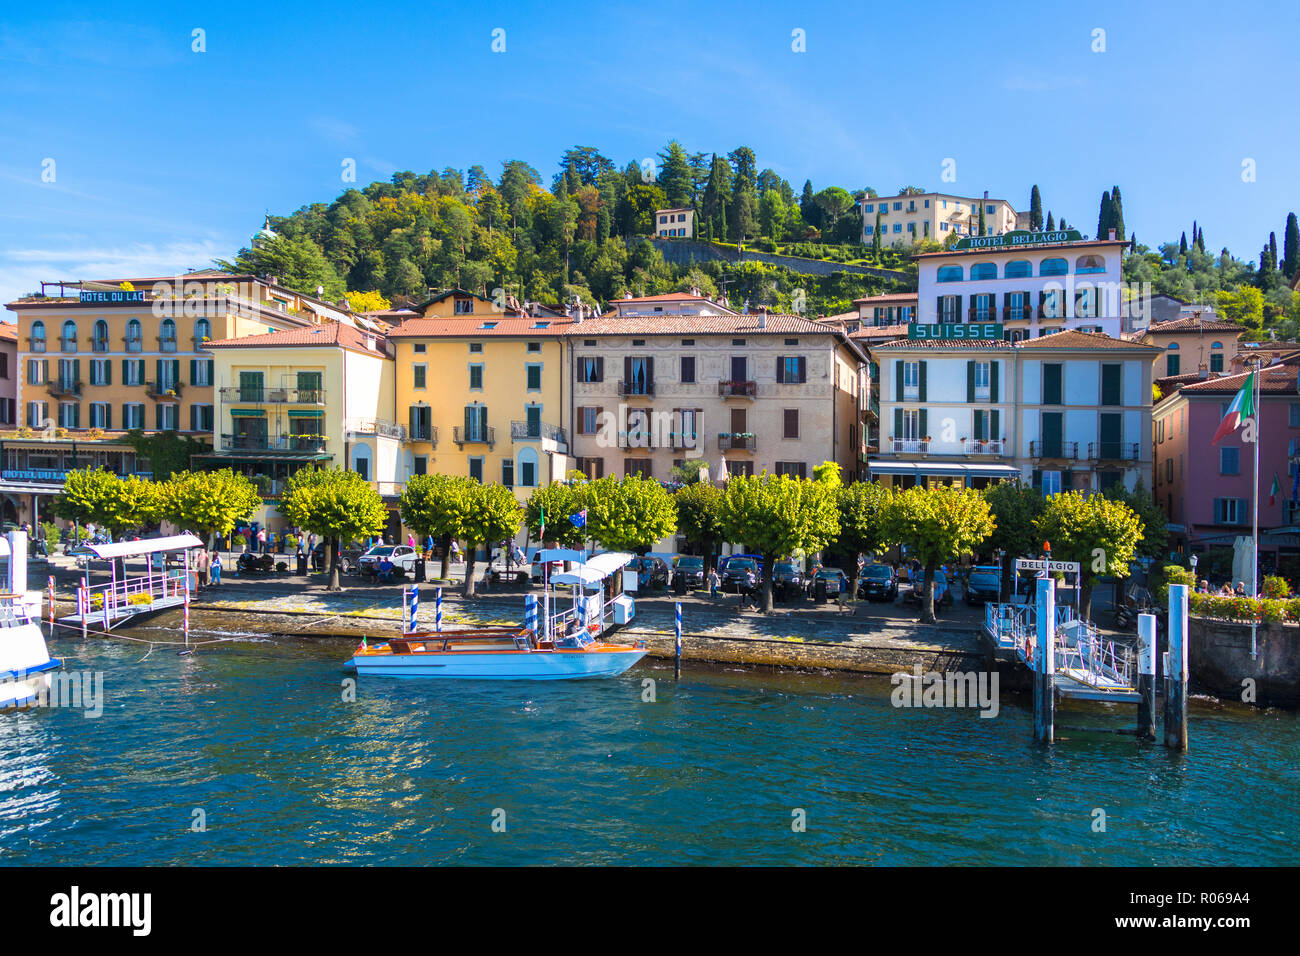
[908,323,1003,340]
[952,229,1083,251]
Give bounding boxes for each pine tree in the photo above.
[1029,185,1043,230]
[800,180,814,221]
[1269,231,1278,271]
[1283,212,1299,280]
[657,141,693,209]
[1109,185,1124,240]
[1097,190,1112,239]
[1196,227,1206,254]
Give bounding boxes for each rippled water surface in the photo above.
[2,632,1297,865]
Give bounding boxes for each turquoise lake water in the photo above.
[2,632,1297,865]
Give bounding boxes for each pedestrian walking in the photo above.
[743,568,757,607]
[450,539,462,564]
[196,548,210,587]
[256,527,267,553]
[709,567,721,599]
[407,532,415,549]
[210,551,222,586]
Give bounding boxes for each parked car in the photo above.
[357,544,418,578]
[772,562,803,600]
[857,563,898,601]
[904,568,954,608]
[722,557,760,592]
[813,567,850,596]
[964,568,1002,606]
[719,553,765,576]
[628,555,669,589]
[672,555,706,589]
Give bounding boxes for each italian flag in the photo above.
[1270,474,1282,507]
[1211,371,1255,446]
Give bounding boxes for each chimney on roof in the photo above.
[1109,229,1117,240]
[758,311,767,329]
[983,190,988,199]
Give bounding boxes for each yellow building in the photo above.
[859,191,1020,245]
[387,315,574,499]
[202,322,399,533]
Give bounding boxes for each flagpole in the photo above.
[1252,359,1261,658]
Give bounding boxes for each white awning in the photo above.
[584,551,635,576]
[551,567,606,588]
[71,533,204,559]
[867,461,1020,478]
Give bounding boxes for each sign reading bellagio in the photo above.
[953,228,1084,251]
[79,289,145,303]
[908,322,1002,340]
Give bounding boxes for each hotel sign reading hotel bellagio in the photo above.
[953,228,1084,251]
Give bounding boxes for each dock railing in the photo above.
[86,569,189,619]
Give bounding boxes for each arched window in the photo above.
[937,265,963,283]
[1075,254,1105,274]
[126,318,142,351]
[1168,342,1180,349]
[1004,260,1032,279]
[93,319,109,351]
[970,262,997,281]
[1211,341,1223,349]
[1040,257,1068,277]
[195,318,211,341]
[31,321,46,352]
[160,318,177,352]
[61,320,77,351]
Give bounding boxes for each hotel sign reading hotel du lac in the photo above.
[952,228,1084,251]
[79,289,145,303]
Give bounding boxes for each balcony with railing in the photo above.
[60,337,77,352]
[890,438,930,455]
[348,418,408,441]
[1088,441,1140,461]
[145,380,183,400]
[718,432,757,452]
[669,431,700,450]
[47,378,82,398]
[616,430,656,449]
[510,420,568,448]
[124,335,143,352]
[158,335,178,353]
[453,425,495,448]
[965,439,1006,456]
[718,380,757,398]
[220,433,328,454]
[218,386,327,405]
[1029,440,1079,459]
[91,336,110,353]
[618,380,655,397]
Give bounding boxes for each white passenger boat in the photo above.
[345,550,646,680]
[0,531,61,711]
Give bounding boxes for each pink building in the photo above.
[1153,356,1300,581]
[0,322,15,427]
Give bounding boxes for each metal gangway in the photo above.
[984,590,1139,703]
[63,534,203,631]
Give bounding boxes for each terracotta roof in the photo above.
[386,317,575,338]
[0,322,16,342]
[205,321,385,354]
[852,293,918,305]
[556,313,840,336]
[871,337,1014,350]
[1014,330,1158,351]
[1144,316,1242,334]
[850,324,910,340]
[1179,364,1299,394]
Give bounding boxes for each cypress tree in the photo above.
[1180,232,1188,255]
[978,203,986,236]
[1269,231,1279,271]
[1046,212,1055,231]
[1097,190,1112,240]
[800,180,814,219]
[1196,227,1206,254]
[871,209,882,260]
[1030,185,1043,230]
[1109,185,1124,240]
[1283,212,1299,279]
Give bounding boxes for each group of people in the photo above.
[1197,580,1250,596]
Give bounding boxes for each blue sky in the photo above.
[2,0,1297,305]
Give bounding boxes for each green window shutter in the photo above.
[973,411,986,442]
[893,408,902,440]
[1062,469,1073,490]
[207,360,214,383]
[464,405,473,437]
[74,358,82,381]
[156,359,163,385]
[1032,469,1042,492]
[1101,364,1121,406]
[171,359,180,383]
[936,296,944,319]
[990,361,999,403]
[919,408,928,438]
[966,361,975,403]
[122,359,130,381]
[918,361,927,402]
[895,361,903,402]
[137,359,145,382]
[991,409,1001,441]
[103,361,111,386]
[190,359,197,384]
[478,406,488,434]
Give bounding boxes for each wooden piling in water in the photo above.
[1137,613,1157,740]
[1164,583,1189,751]
[1033,576,1055,743]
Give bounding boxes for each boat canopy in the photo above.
[550,551,635,588]
[70,533,205,560]
[535,548,586,564]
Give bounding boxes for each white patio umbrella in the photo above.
[715,455,729,484]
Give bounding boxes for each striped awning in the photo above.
[230,408,265,418]
[868,461,1019,478]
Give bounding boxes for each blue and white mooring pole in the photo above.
[435,586,443,633]
[404,585,419,633]
[674,601,683,680]
[524,593,538,637]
